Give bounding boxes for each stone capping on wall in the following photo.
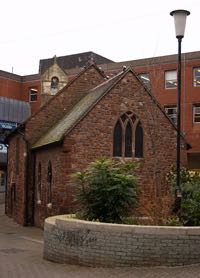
[44,215,200,267]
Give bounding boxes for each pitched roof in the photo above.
[31,67,186,150]
[25,63,107,124]
[31,71,124,150]
[39,51,114,74]
[6,63,107,145]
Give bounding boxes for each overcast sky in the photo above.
[0,0,199,75]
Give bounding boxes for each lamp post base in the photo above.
[172,191,182,214]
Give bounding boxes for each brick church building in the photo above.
[1,50,200,172]
[5,63,188,227]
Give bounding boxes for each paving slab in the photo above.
[0,193,200,277]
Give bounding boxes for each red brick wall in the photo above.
[130,59,200,154]
[6,134,27,225]
[21,80,41,114]
[34,144,74,228]
[0,75,41,114]
[62,71,181,215]
[0,77,22,100]
[32,71,187,226]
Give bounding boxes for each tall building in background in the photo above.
[0,50,200,169]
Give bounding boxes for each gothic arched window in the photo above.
[47,161,52,204]
[37,163,42,202]
[113,120,122,157]
[125,121,132,157]
[113,112,143,158]
[135,122,143,158]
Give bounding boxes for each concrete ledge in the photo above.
[44,215,200,267]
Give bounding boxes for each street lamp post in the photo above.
[170,10,190,203]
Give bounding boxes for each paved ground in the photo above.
[1,193,200,277]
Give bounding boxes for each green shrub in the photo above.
[181,181,200,226]
[167,167,200,226]
[72,158,139,223]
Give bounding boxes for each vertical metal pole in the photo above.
[176,36,182,198]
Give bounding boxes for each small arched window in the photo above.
[47,161,52,203]
[135,122,143,158]
[113,120,122,157]
[51,76,59,89]
[113,112,143,158]
[125,121,132,157]
[37,163,41,201]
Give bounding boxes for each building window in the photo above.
[188,153,200,169]
[51,76,59,89]
[193,67,200,87]
[47,161,52,204]
[113,120,122,157]
[193,105,200,123]
[113,112,143,158]
[165,106,177,124]
[138,73,150,88]
[37,163,41,203]
[125,121,132,157]
[135,122,143,158]
[165,70,177,89]
[29,88,38,102]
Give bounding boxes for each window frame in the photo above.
[193,67,200,87]
[47,161,52,204]
[193,104,200,123]
[29,88,38,102]
[51,76,59,89]
[37,162,42,202]
[113,112,143,159]
[164,105,177,125]
[165,70,177,89]
[138,73,150,88]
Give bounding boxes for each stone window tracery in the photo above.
[113,112,143,158]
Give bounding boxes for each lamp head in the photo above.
[170,9,190,38]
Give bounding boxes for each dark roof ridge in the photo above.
[39,51,114,74]
[39,51,95,62]
[116,50,200,68]
[40,51,89,62]
[0,70,21,82]
[42,56,68,77]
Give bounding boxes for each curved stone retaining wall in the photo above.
[44,215,200,267]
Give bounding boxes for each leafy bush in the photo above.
[72,158,139,223]
[181,181,200,226]
[167,167,200,226]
